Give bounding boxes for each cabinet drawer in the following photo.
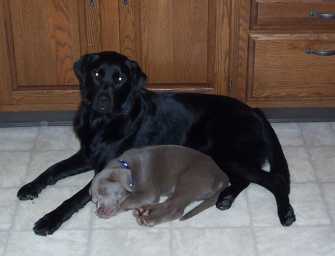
[249,34,335,100]
[253,1,335,28]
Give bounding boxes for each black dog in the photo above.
[17,52,295,235]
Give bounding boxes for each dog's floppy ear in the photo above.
[73,53,99,83]
[126,60,147,90]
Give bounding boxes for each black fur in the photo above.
[17,52,295,235]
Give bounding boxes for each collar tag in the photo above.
[119,160,130,169]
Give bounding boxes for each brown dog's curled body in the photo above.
[90,145,229,226]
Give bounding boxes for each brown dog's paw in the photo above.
[134,206,157,226]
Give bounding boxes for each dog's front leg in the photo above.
[121,193,159,211]
[33,182,91,236]
[17,149,92,200]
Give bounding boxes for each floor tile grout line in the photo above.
[2,186,23,256]
[298,123,335,229]
[17,126,41,187]
[0,231,8,256]
[84,206,94,256]
[317,184,335,231]
[245,190,261,256]
[297,123,319,183]
[169,221,173,256]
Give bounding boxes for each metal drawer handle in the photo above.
[309,10,335,20]
[89,0,128,7]
[305,49,335,57]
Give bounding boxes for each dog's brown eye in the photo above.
[114,73,127,85]
[92,69,102,80]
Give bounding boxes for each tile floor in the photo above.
[0,123,334,256]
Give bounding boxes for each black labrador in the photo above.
[17,52,296,235]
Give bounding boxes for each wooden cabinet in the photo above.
[2,0,334,113]
[0,0,230,112]
[231,0,335,108]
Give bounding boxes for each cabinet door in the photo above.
[0,0,119,111]
[117,0,230,95]
[0,0,231,112]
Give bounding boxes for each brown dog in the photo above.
[90,145,229,226]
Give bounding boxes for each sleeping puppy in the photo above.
[90,145,229,226]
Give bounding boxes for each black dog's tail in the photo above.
[254,108,290,191]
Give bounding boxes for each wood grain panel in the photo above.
[250,35,335,98]
[100,0,120,51]
[209,0,231,95]
[231,0,251,101]
[119,0,141,60]
[84,0,102,52]
[9,0,81,87]
[0,0,12,104]
[140,0,208,84]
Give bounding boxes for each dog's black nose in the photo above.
[99,95,109,104]
[94,94,112,113]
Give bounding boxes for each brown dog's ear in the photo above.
[126,60,147,90]
[73,53,99,83]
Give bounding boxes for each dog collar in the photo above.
[118,160,134,188]
[119,160,130,169]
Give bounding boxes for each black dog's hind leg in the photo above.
[33,183,91,236]
[17,150,92,200]
[227,163,295,226]
[216,176,250,210]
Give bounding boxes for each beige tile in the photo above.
[14,187,91,231]
[283,147,315,182]
[321,183,335,223]
[5,231,88,256]
[0,151,31,187]
[248,183,330,226]
[172,191,250,227]
[291,183,330,225]
[35,126,79,151]
[0,188,17,230]
[247,185,278,226]
[26,150,93,187]
[172,228,255,256]
[309,147,335,182]
[0,232,7,256]
[0,127,38,151]
[90,229,170,256]
[301,123,335,146]
[256,227,335,256]
[271,123,304,146]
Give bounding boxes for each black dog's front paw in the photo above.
[17,183,41,200]
[279,204,296,227]
[33,212,63,236]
